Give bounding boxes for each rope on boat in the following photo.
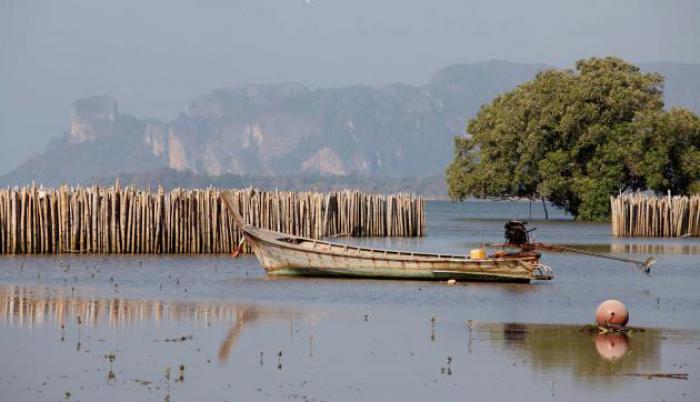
[230,237,246,258]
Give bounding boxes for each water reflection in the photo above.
[610,243,700,255]
[569,243,700,255]
[594,333,629,362]
[0,285,304,365]
[0,285,259,327]
[481,323,662,383]
[0,285,688,388]
[217,307,258,363]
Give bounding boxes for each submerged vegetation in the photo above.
[446,57,700,220]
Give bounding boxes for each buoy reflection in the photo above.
[595,333,630,361]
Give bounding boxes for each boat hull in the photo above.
[220,191,552,283]
[243,228,545,283]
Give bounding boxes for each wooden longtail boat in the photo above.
[222,194,553,283]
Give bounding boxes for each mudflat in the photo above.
[1,201,698,401]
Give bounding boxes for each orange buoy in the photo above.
[595,299,629,328]
[595,333,629,361]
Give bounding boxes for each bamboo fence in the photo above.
[611,193,700,237]
[0,184,425,254]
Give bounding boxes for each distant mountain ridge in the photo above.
[2,60,699,188]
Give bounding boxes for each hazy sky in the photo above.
[1,0,699,174]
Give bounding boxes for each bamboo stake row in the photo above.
[610,193,700,237]
[0,184,425,254]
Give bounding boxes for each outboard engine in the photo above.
[504,220,534,246]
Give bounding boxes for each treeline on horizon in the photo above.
[62,169,449,198]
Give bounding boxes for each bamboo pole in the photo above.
[0,185,426,254]
[611,193,700,237]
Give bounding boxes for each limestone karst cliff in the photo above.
[2,61,698,186]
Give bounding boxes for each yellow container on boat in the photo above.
[470,248,486,259]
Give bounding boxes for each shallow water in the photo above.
[1,201,699,401]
